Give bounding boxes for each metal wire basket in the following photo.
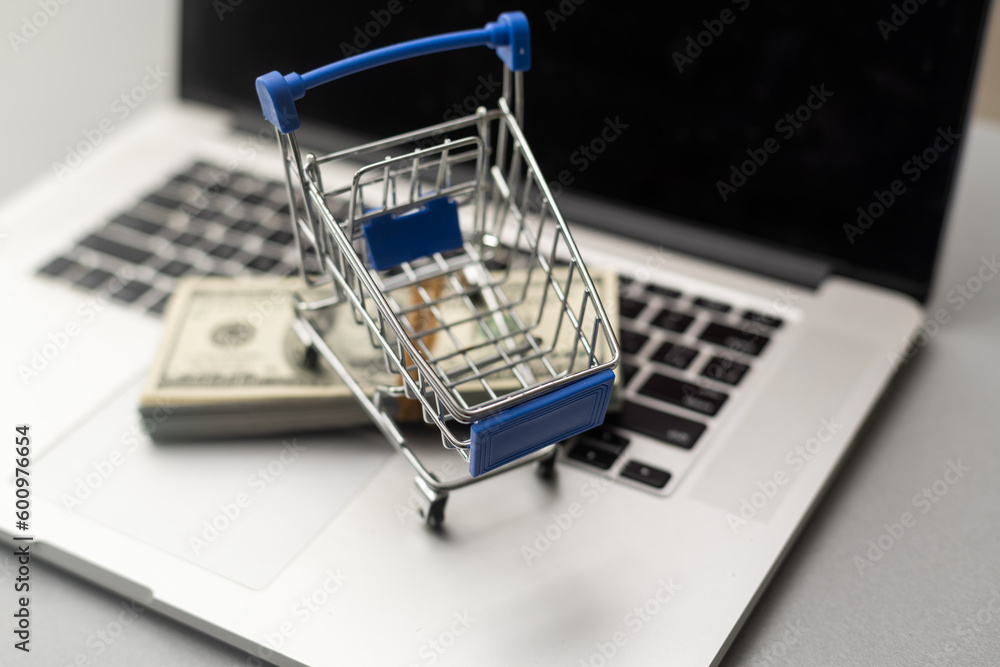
[256,11,619,526]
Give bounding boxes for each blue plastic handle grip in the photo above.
[257,11,530,133]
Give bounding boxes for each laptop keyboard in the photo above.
[36,161,305,315]
[36,159,787,496]
[565,277,785,494]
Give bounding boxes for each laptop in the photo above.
[2,1,990,665]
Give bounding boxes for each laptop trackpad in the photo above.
[36,378,394,589]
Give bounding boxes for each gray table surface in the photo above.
[5,118,1000,667]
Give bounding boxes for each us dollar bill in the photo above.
[141,267,618,439]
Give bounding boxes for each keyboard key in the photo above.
[75,268,113,290]
[267,229,294,245]
[111,280,152,304]
[693,296,732,313]
[651,342,698,370]
[742,310,783,329]
[209,243,240,259]
[231,219,258,233]
[246,255,279,272]
[79,234,152,265]
[699,322,770,356]
[147,294,170,315]
[621,401,706,449]
[651,308,694,333]
[242,193,267,206]
[638,373,728,416]
[144,192,183,210]
[620,460,671,489]
[111,213,162,235]
[566,428,629,470]
[619,328,649,355]
[620,362,638,385]
[158,260,192,278]
[38,256,76,277]
[646,284,681,299]
[619,296,646,319]
[701,356,750,386]
[172,232,200,247]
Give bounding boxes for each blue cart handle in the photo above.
[257,11,530,134]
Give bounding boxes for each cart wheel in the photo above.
[536,446,558,480]
[422,494,448,530]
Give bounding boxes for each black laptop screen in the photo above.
[181,1,991,301]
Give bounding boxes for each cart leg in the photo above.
[414,476,448,530]
[536,445,558,480]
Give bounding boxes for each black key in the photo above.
[111,280,152,303]
[170,174,198,186]
[147,294,171,315]
[699,322,770,356]
[566,429,629,470]
[158,260,192,278]
[620,460,671,489]
[638,373,728,416]
[38,256,76,277]
[742,310,783,329]
[209,243,240,259]
[620,362,638,385]
[111,213,162,235]
[646,284,682,299]
[172,232,200,247]
[79,234,152,265]
[75,267,113,289]
[144,192,183,210]
[621,401,706,449]
[194,209,222,222]
[651,342,698,370]
[267,229,294,245]
[701,356,750,386]
[619,296,645,319]
[231,219,258,233]
[651,307,694,333]
[246,255,279,272]
[619,329,649,355]
[242,193,267,206]
[693,296,732,313]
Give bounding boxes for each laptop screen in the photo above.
[181,1,991,302]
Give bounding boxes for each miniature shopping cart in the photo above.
[256,11,619,527]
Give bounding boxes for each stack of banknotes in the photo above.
[140,267,618,440]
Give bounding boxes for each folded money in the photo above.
[141,267,618,440]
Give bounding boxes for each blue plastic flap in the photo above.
[469,368,615,477]
[363,196,464,271]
